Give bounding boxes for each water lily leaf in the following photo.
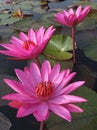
[13,20,39,32]
[83,43,97,62]
[31,20,51,29]
[44,34,73,61]
[46,58,73,71]
[44,50,72,60]
[40,1,48,6]
[77,14,97,30]
[33,6,46,14]
[6,17,21,25]
[0,0,42,13]
[0,26,14,42]
[48,0,73,10]
[0,112,11,130]
[49,34,73,51]
[0,75,17,106]
[70,2,97,30]
[0,0,5,6]
[13,17,34,32]
[0,1,18,12]
[13,19,54,33]
[12,0,48,11]
[0,13,21,25]
[76,29,97,49]
[41,12,60,26]
[46,86,97,130]
[73,64,97,88]
[12,1,32,10]
[0,13,10,19]
[74,1,97,9]
[23,1,40,6]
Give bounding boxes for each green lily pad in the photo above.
[83,42,97,62]
[44,34,73,61]
[12,1,33,10]
[13,17,35,33]
[45,58,73,71]
[74,1,97,9]
[0,13,21,25]
[12,0,49,11]
[46,86,97,130]
[41,12,60,26]
[72,64,97,88]
[77,14,97,30]
[13,18,51,33]
[33,6,47,14]
[69,2,97,30]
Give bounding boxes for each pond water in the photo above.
[0,0,97,130]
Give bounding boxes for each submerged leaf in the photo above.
[83,43,97,62]
[77,14,97,30]
[0,112,11,130]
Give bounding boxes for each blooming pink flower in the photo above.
[54,6,91,27]
[5,0,12,4]
[2,60,87,122]
[0,26,55,60]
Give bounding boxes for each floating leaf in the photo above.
[12,0,44,10]
[44,34,73,61]
[13,18,36,32]
[33,6,46,14]
[0,112,11,130]
[12,1,32,10]
[46,58,73,71]
[68,2,97,30]
[13,18,53,33]
[74,1,97,10]
[73,64,97,88]
[75,29,97,49]
[40,1,48,6]
[83,42,97,62]
[41,12,60,26]
[0,26,14,42]
[46,86,97,130]
[77,14,97,30]
[0,13,21,25]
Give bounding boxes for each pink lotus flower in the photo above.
[5,0,12,4]
[2,60,87,122]
[54,6,91,27]
[0,26,55,60]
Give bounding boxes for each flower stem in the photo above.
[72,27,76,64]
[40,121,44,130]
[35,57,41,69]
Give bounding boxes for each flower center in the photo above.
[24,40,35,50]
[35,81,53,97]
[69,14,77,25]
